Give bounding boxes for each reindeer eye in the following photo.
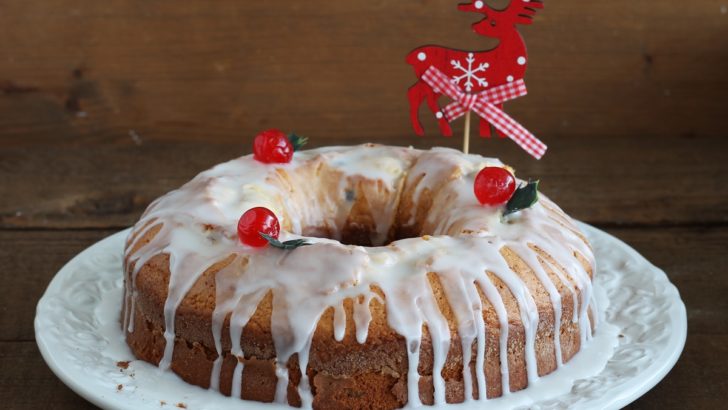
[490,19,497,27]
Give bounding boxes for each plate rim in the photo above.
[576,222,688,410]
[35,228,133,410]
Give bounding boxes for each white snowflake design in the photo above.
[450,53,489,92]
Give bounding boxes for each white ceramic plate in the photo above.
[35,223,686,410]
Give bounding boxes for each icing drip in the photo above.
[229,289,267,398]
[123,144,597,407]
[333,303,346,342]
[468,282,487,401]
[437,269,479,401]
[210,256,247,392]
[474,274,510,394]
[353,294,377,344]
[406,338,422,407]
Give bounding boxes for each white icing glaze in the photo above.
[123,144,597,408]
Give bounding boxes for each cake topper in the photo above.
[406,0,547,158]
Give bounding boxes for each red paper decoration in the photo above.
[406,0,543,139]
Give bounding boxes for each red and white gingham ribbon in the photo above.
[421,66,547,159]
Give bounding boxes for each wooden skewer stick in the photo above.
[463,110,472,154]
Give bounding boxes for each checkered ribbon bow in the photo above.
[421,66,547,159]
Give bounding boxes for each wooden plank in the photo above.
[3,226,726,407]
[603,227,728,337]
[2,1,726,408]
[625,335,728,409]
[1,134,726,229]
[0,341,98,409]
[0,230,116,342]
[0,0,727,145]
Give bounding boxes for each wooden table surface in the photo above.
[1,0,727,409]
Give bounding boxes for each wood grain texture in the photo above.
[631,335,728,410]
[1,0,727,145]
[0,342,98,410]
[1,134,727,229]
[1,0,726,408]
[0,230,116,342]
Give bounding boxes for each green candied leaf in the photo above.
[260,232,311,250]
[288,133,308,151]
[277,239,311,250]
[503,180,540,216]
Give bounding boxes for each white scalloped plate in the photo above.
[35,223,686,410]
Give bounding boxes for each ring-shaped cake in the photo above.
[123,144,595,409]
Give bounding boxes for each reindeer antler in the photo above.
[458,0,544,26]
[513,0,544,25]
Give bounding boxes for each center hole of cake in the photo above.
[298,186,426,247]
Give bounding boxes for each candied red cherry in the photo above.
[474,167,517,206]
[237,207,280,247]
[253,129,293,164]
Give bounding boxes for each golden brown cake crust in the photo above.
[124,237,590,409]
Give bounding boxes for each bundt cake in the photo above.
[122,143,596,409]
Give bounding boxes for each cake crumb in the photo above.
[117,384,123,391]
[176,403,187,409]
[160,401,167,406]
[116,360,130,369]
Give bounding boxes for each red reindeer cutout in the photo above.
[406,0,543,138]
